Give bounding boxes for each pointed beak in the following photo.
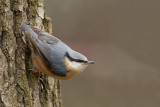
[87,61,95,64]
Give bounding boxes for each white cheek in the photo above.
[68,61,88,72]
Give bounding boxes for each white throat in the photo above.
[68,61,88,73]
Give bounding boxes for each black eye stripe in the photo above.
[65,52,86,63]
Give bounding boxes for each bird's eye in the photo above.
[77,59,83,63]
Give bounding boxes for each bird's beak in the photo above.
[87,61,95,64]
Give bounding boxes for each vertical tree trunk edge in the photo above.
[0,0,62,107]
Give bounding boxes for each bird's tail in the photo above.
[20,24,38,39]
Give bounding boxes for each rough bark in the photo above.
[0,0,62,107]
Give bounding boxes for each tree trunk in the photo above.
[0,0,62,107]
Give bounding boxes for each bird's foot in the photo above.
[29,69,40,77]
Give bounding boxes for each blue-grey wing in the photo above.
[30,27,60,44]
[34,39,68,77]
[21,24,67,76]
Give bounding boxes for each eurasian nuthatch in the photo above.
[21,24,95,80]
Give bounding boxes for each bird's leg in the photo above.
[39,75,47,89]
[29,68,44,82]
[29,68,47,89]
[29,68,40,77]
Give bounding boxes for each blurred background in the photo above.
[44,0,160,107]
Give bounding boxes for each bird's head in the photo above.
[65,51,95,73]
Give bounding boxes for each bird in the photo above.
[20,24,95,80]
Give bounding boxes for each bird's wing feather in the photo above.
[21,24,57,62]
[21,24,52,60]
[32,35,68,77]
[30,27,60,44]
